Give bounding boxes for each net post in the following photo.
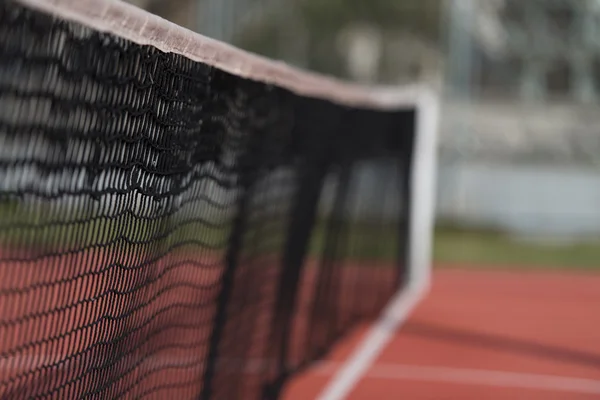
[407,87,439,293]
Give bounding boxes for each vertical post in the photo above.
[573,6,596,103]
[520,1,545,101]
[445,0,474,217]
[446,0,473,99]
[409,89,439,293]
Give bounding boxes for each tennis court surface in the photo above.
[285,268,600,400]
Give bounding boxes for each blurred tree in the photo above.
[298,0,441,41]
[125,0,196,29]
[234,0,442,80]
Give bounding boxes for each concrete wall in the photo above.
[437,161,600,239]
[436,99,600,239]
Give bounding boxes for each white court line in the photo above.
[313,362,600,395]
[5,355,600,395]
[316,283,428,400]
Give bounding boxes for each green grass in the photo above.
[309,219,600,269]
[433,226,600,270]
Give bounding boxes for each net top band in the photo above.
[17,0,431,110]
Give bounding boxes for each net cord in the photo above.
[17,0,434,110]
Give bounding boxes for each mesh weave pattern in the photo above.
[0,2,416,399]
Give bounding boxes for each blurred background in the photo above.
[127,0,600,270]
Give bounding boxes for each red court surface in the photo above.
[283,268,600,400]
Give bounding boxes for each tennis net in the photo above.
[0,0,438,398]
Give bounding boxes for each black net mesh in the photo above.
[0,2,416,399]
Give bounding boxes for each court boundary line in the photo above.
[315,282,428,400]
[6,355,599,395]
[313,362,600,395]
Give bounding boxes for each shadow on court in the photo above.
[403,321,600,370]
